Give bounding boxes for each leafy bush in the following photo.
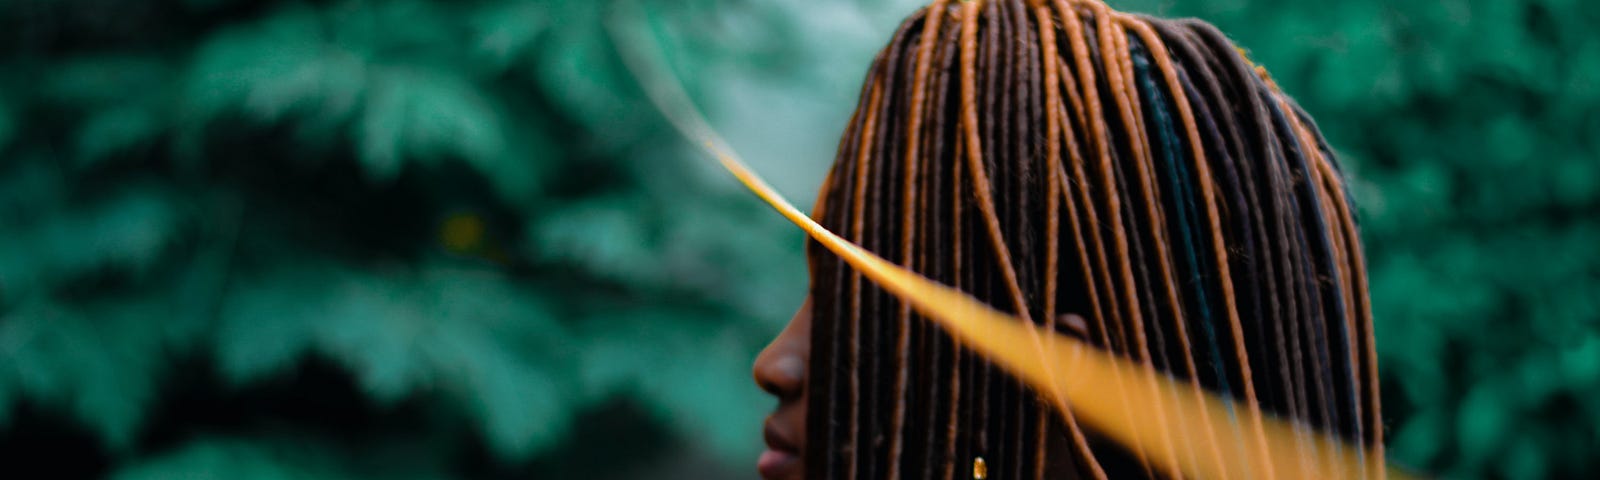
[0,0,912,477]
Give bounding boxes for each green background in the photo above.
[0,0,1594,478]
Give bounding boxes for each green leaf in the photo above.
[419,267,574,459]
[76,105,166,167]
[0,299,168,449]
[184,6,367,131]
[435,331,570,461]
[470,0,551,71]
[0,184,186,301]
[214,267,327,386]
[216,263,429,400]
[183,2,512,184]
[531,2,654,151]
[358,69,505,182]
[529,197,658,281]
[217,261,578,459]
[474,117,552,206]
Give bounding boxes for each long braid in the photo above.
[804,2,1382,478]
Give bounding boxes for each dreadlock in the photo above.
[803,1,1383,478]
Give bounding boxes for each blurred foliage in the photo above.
[0,0,920,477]
[0,0,1596,479]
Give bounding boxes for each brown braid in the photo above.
[803,1,1383,478]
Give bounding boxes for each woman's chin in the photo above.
[757,449,801,480]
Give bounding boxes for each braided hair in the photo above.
[803,1,1382,478]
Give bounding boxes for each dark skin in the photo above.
[752,298,810,480]
[754,296,1090,480]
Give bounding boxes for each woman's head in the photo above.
[754,1,1380,479]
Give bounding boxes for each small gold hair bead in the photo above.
[973,457,988,479]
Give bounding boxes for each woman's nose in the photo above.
[754,299,812,400]
[753,351,806,399]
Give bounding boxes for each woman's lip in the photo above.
[763,420,799,453]
[760,419,800,479]
[757,449,799,479]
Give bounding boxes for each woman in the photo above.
[752,0,1382,479]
